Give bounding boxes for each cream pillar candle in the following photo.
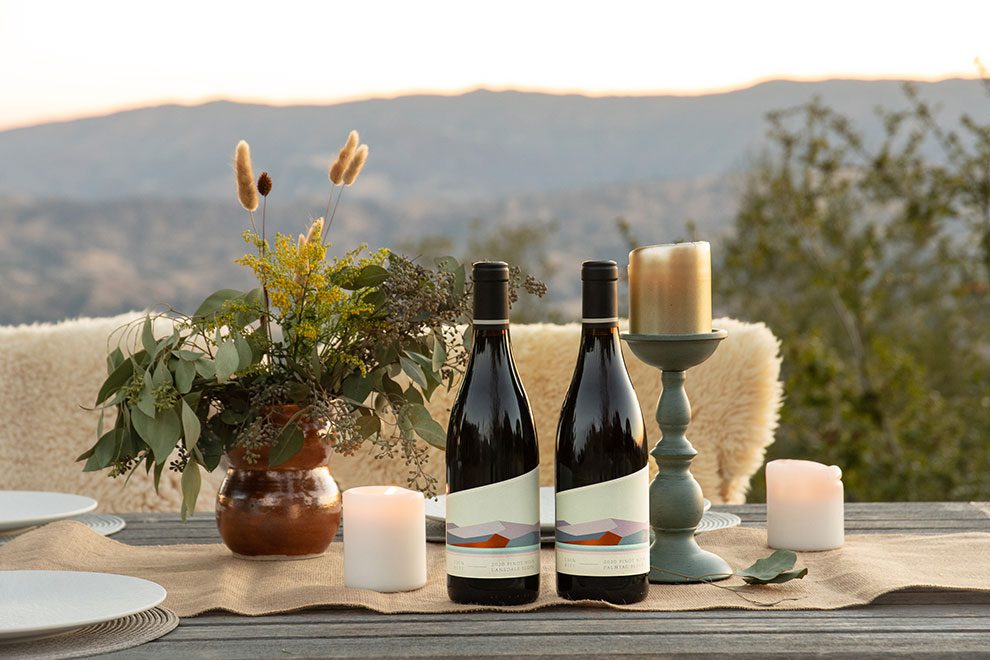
[766,460,844,551]
[628,241,712,334]
[343,486,427,592]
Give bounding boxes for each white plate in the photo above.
[0,571,166,640]
[0,491,98,531]
[426,486,711,530]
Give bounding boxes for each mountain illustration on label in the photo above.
[555,519,649,546]
[446,520,540,548]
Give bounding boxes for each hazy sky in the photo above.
[2,0,987,130]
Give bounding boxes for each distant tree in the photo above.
[721,82,990,502]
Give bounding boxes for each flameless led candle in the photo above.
[628,241,712,334]
[343,486,427,592]
[766,460,844,551]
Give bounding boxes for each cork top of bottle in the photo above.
[472,261,510,282]
[582,260,618,282]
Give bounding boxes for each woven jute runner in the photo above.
[1,521,987,617]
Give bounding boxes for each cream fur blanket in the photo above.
[0,315,780,512]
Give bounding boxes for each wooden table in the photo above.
[108,502,990,658]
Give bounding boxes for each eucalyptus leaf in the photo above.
[381,374,403,399]
[193,288,244,321]
[174,359,196,394]
[404,384,424,405]
[82,429,122,472]
[152,361,171,388]
[180,460,201,521]
[234,334,252,371]
[153,460,165,493]
[194,359,215,379]
[737,550,808,585]
[431,338,446,372]
[181,400,201,451]
[404,403,446,449]
[131,406,181,465]
[354,414,381,439]
[341,369,384,405]
[95,358,134,406]
[399,355,428,389]
[349,264,389,289]
[269,423,305,467]
[234,288,264,327]
[137,371,157,418]
[215,340,240,382]
[173,349,204,361]
[141,317,156,356]
[107,347,125,374]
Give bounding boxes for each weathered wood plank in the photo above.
[109,631,990,658]
[161,613,990,641]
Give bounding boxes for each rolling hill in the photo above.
[1,78,985,324]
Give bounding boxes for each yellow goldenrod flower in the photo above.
[234,140,259,212]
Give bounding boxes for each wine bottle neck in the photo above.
[581,274,618,327]
[473,279,510,330]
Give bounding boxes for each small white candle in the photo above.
[343,486,427,592]
[766,459,844,551]
[628,241,712,334]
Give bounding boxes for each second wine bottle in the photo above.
[555,260,650,604]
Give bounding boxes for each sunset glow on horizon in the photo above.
[2,0,988,131]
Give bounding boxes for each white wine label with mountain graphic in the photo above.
[446,468,540,579]
[555,466,650,577]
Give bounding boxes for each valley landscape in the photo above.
[1,78,984,324]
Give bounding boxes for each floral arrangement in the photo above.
[79,131,544,517]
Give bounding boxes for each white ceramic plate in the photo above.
[425,486,711,531]
[0,491,98,532]
[0,571,166,641]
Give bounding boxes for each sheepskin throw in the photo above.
[0,315,781,512]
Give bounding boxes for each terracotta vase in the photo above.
[216,405,342,560]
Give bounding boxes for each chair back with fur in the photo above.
[0,315,780,511]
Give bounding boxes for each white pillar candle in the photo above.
[343,486,427,592]
[628,241,712,334]
[766,459,844,551]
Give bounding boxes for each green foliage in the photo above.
[721,83,990,502]
[78,136,549,518]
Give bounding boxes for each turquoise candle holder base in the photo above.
[622,329,732,584]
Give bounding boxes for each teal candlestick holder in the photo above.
[621,329,732,584]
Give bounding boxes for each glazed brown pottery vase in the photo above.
[216,405,342,559]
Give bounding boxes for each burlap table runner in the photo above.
[1,521,987,616]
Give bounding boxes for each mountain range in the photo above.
[1,78,986,324]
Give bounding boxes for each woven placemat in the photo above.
[1,521,988,616]
[0,514,126,545]
[0,607,177,659]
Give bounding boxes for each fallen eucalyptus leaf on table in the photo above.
[737,549,809,585]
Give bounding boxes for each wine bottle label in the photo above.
[555,466,650,577]
[446,467,541,579]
